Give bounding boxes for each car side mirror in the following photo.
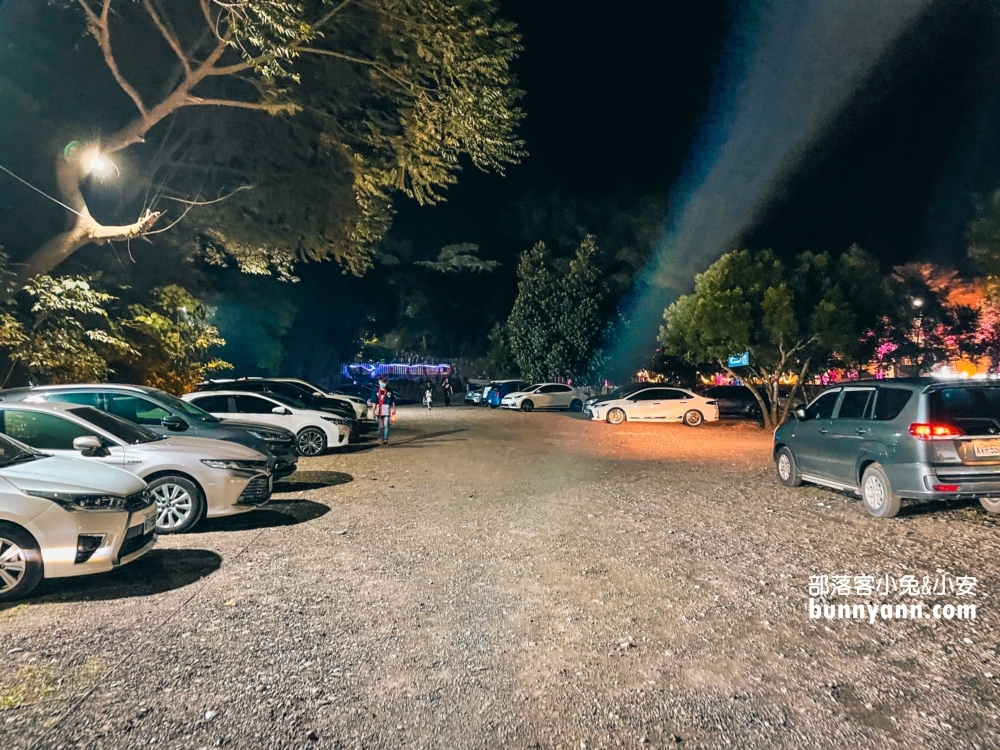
[272,406,290,415]
[794,407,808,421]
[73,435,109,457]
[161,415,188,432]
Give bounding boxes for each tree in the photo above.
[121,285,231,392]
[0,274,136,385]
[485,322,517,378]
[660,247,901,431]
[7,0,524,286]
[507,236,604,382]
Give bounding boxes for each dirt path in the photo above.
[2,406,999,749]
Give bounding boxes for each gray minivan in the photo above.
[773,378,1000,518]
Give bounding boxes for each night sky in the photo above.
[394,0,1000,274]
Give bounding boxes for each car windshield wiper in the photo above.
[2,453,44,466]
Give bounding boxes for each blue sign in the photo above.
[728,351,750,368]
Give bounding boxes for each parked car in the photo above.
[464,382,488,405]
[586,386,720,426]
[485,380,529,409]
[182,391,351,456]
[0,432,157,601]
[774,378,1000,518]
[196,378,368,422]
[0,403,273,534]
[0,384,298,478]
[702,385,764,418]
[501,383,585,412]
[335,384,377,401]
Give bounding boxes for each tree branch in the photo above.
[142,0,191,75]
[184,96,297,114]
[80,0,147,116]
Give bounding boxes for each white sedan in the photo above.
[182,391,350,457]
[585,386,719,426]
[0,432,157,601]
[500,383,586,412]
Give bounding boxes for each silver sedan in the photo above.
[0,402,272,534]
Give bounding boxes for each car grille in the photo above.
[120,527,155,558]
[124,491,153,511]
[236,475,272,506]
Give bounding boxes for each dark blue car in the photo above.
[486,380,528,409]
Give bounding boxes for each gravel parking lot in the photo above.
[2,405,1000,749]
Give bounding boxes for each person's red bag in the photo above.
[390,412,398,424]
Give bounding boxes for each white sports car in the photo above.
[585,386,719,426]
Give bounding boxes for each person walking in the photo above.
[442,377,453,407]
[368,379,397,445]
[423,381,434,410]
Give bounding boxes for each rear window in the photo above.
[873,388,912,421]
[928,387,1000,435]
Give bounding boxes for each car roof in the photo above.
[186,390,279,399]
[10,383,158,394]
[0,401,81,413]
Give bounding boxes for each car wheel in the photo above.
[0,523,42,602]
[980,497,1000,514]
[861,463,901,518]
[149,475,205,534]
[569,399,583,412]
[775,447,802,487]
[683,409,704,427]
[296,427,327,456]
[489,403,499,410]
[521,400,534,412]
[606,408,626,425]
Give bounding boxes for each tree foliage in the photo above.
[2,275,135,385]
[660,247,901,430]
[3,0,524,284]
[123,285,232,393]
[507,236,604,382]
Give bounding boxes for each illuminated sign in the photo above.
[343,362,453,379]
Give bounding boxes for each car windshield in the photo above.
[0,432,42,467]
[153,389,221,422]
[69,407,162,444]
[928,386,1000,435]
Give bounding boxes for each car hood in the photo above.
[2,456,146,496]
[145,436,268,461]
[503,392,527,399]
[212,419,295,439]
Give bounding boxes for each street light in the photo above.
[912,297,924,309]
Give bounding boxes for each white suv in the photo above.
[0,433,156,601]
[0,403,272,534]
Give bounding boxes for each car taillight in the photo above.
[705,400,718,405]
[932,484,959,492]
[909,423,964,439]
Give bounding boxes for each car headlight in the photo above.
[247,429,289,442]
[322,416,351,426]
[202,459,264,472]
[25,490,128,511]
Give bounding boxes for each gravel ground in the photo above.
[2,405,1000,749]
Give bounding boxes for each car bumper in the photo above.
[883,463,1000,500]
[203,471,272,515]
[500,400,519,409]
[32,500,158,579]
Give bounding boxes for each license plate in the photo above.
[973,441,1000,458]
[143,510,157,534]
